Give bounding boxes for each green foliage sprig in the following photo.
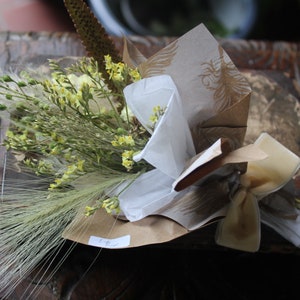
[0,56,152,210]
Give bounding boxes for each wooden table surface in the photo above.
[1,31,300,299]
[1,31,299,76]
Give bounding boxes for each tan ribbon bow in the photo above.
[215,133,300,252]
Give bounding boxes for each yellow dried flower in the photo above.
[121,150,134,171]
[149,105,166,128]
[111,135,135,147]
[129,68,141,82]
[102,196,120,214]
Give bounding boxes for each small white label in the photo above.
[88,235,130,248]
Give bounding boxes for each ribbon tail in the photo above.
[215,188,261,252]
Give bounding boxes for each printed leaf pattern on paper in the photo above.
[180,181,228,218]
[157,180,229,230]
[199,46,250,113]
[191,126,247,154]
[123,38,147,69]
[138,40,178,78]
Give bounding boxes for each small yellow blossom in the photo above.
[111,135,135,147]
[104,54,112,68]
[104,54,141,87]
[149,105,166,128]
[121,150,134,171]
[149,114,158,124]
[102,196,120,214]
[129,68,141,82]
[112,72,124,82]
[85,205,99,216]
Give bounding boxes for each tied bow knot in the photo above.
[215,133,300,252]
[215,172,262,252]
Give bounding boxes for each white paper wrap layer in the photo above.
[119,75,196,221]
[118,169,178,221]
[123,75,196,179]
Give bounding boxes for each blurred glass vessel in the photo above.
[87,0,257,38]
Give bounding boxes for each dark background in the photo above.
[53,0,300,41]
[246,0,300,41]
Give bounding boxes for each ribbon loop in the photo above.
[216,186,261,252]
[216,133,300,252]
